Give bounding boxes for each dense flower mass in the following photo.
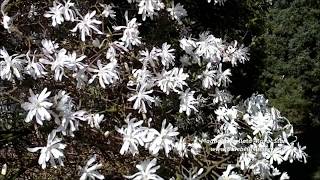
[0,0,307,179]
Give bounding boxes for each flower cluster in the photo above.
[0,0,306,179]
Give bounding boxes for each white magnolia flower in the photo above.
[179,89,199,116]
[180,37,197,55]
[79,155,105,180]
[199,64,217,89]
[116,117,147,155]
[27,130,66,169]
[24,51,47,79]
[124,158,164,180]
[41,39,59,55]
[148,119,179,156]
[65,51,86,71]
[0,47,26,81]
[113,12,141,48]
[157,68,189,95]
[57,110,87,137]
[128,84,155,113]
[21,88,52,125]
[214,63,232,87]
[71,11,103,42]
[88,60,119,88]
[44,1,64,27]
[282,142,307,163]
[196,32,225,61]
[62,0,76,21]
[1,15,11,30]
[218,165,243,180]
[223,40,249,66]
[156,43,175,68]
[266,143,284,165]
[40,48,69,81]
[87,113,105,129]
[188,138,202,155]
[129,68,154,87]
[175,137,188,157]
[250,111,273,135]
[52,90,87,137]
[167,1,188,23]
[138,0,165,21]
[100,4,116,19]
[139,47,159,68]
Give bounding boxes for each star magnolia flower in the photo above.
[175,137,188,157]
[79,155,105,180]
[44,1,64,27]
[199,64,217,89]
[27,130,66,169]
[128,84,155,113]
[100,3,116,19]
[148,119,179,156]
[113,12,141,48]
[71,11,103,42]
[1,15,11,30]
[21,88,53,125]
[40,48,69,81]
[157,68,189,95]
[116,117,147,155]
[179,89,199,116]
[0,47,26,81]
[41,39,59,55]
[88,60,119,88]
[24,51,47,79]
[62,0,76,21]
[167,1,188,23]
[138,0,165,21]
[124,158,164,180]
[156,43,175,68]
[196,32,225,61]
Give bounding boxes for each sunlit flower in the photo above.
[113,12,141,48]
[100,4,116,19]
[0,47,26,81]
[79,155,105,180]
[27,130,66,169]
[24,51,47,79]
[128,84,155,113]
[148,119,179,156]
[71,11,103,42]
[179,89,199,116]
[44,1,64,27]
[88,60,119,88]
[21,88,52,125]
[124,158,164,180]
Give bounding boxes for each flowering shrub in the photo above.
[0,0,307,179]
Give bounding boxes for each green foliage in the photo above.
[257,0,320,126]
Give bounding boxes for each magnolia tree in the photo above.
[0,0,306,179]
